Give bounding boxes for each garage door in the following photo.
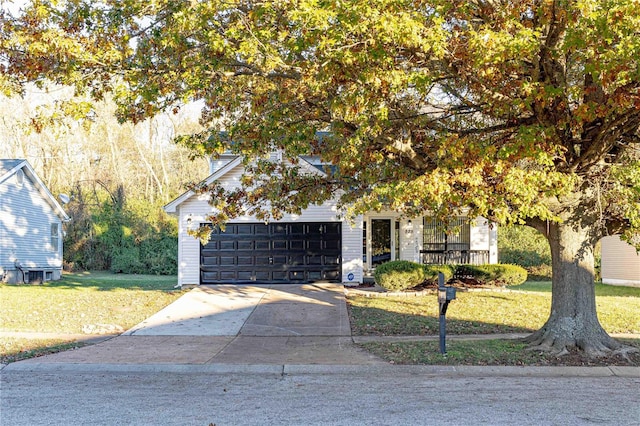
[200,222,342,284]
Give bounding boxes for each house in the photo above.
[164,154,498,287]
[600,235,640,287]
[0,159,70,284]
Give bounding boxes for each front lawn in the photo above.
[347,283,640,336]
[361,339,640,366]
[347,282,640,366]
[0,272,184,363]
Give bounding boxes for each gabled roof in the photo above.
[0,159,71,222]
[164,153,329,213]
[164,155,243,213]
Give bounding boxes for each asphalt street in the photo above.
[2,367,639,425]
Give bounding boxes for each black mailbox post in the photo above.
[438,272,456,355]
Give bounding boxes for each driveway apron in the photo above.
[15,284,384,366]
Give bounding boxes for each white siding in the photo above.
[400,218,421,263]
[208,154,237,175]
[470,217,498,263]
[0,170,63,283]
[175,162,362,286]
[601,236,640,287]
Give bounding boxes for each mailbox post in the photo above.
[437,272,456,355]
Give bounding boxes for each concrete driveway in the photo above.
[11,284,384,366]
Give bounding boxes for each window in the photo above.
[51,223,59,251]
[423,217,470,252]
[362,220,367,263]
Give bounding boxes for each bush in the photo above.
[374,260,426,291]
[110,247,145,274]
[499,225,551,267]
[375,262,528,292]
[423,264,456,284]
[455,264,528,286]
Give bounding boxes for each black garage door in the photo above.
[200,222,342,284]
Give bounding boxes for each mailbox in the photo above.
[446,286,456,301]
[439,286,456,303]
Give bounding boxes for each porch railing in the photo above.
[420,249,490,265]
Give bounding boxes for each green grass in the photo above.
[361,339,640,366]
[347,283,640,336]
[509,281,640,297]
[0,272,183,334]
[0,337,92,364]
[349,281,640,366]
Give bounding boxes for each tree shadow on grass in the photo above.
[4,271,179,292]
[347,306,536,336]
[509,281,640,297]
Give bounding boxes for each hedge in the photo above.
[373,261,427,292]
[374,261,527,291]
[454,264,528,286]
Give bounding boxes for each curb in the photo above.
[2,362,638,378]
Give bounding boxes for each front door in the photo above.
[371,219,392,267]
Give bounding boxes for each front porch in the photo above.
[362,214,497,276]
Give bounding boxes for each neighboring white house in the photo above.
[601,235,640,287]
[164,154,498,287]
[0,159,70,284]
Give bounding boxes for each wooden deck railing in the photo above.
[420,250,490,265]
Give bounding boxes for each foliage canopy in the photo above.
[2,0,639,355]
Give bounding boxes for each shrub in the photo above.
[374,260,426,291]
[455,264,528,286]
[110,247,145,274]
[374,261,528,292]
[423,264,456,284]
[499,225,551,267]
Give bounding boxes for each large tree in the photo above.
[3,0,639,356]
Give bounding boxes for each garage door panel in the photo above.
[257,240,272,249]
[324,270,340,280]
[288,255,304,265]
[254,271,270,281]
[237,271,253,281]
[308,271,322,280]
[236,224,253,234]
[201,256,218,266]
[237,240,253,250]
[273,240,287,250]
[255,256,271,265]
[237,256,253,266]
[272,271,288,281]
[219,241,235,250]
[200,222,342,284]
[219,256,236,266]
[289,271,305,281]
[307,240,322,250]
[325,256,340,265]
[271,224,287,235]
[290,240,305,250]
[220,271,237,280]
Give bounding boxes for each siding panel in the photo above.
[0,168,63,282]
[601,236,640,286]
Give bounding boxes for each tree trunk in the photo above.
[524,218,635,357]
